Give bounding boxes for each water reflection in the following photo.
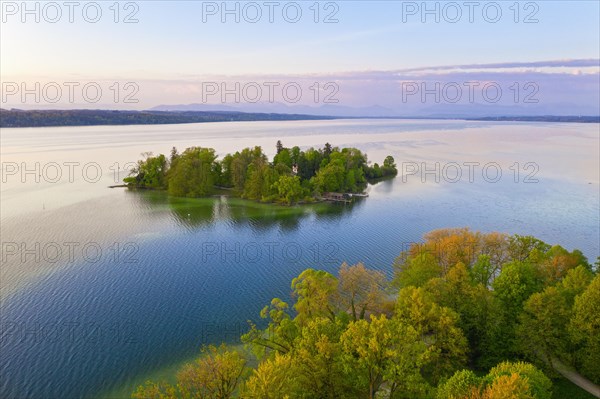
[368,176,396,195]
[126,189,361,232]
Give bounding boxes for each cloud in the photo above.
[3,60,599,116]
[398,59,600,73]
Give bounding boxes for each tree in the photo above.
[517,265,593,370]
[395,287,468,383]
[419,228,483,272]
[247,159,266,196]
[231,155,248,192]
[559,264,594,300]
[485,362,552,399]
[340,315,429,399]
[276,140,284,154]
[471,255,494,287]
[438,362,551,399]
[395,252,442,288]
[272,175,303,205]
[492,260,544,356]
[381,156,398,176]
[230,147,266,192]
[298,148,322,180]
[536,245,590,285]
[482,374,533,399]
[291,269,339,325]
[290,146,301,165]
[345,169,357,192]
[323,142,333,159]
[169,146,179,163]
[218,154,234,187]
[338,262,387,321]
[167,147,217,197]
[365,162,383,179]
[291,317,349,399]
[383,156,395,168]
[313,158,345,193]
[273,148,292,169]
[436,370,481,399]
[426,263,498,366]
[132,345,246,399]
[569,275,600,383]
[259,167,280,202]
[393,229,511,287]
[507,235,550,263]
[241,154,281,202]
[132,381,176,399]
[383,319,432,398]
[242,298,298,356]
[492,260,543,321]
[124,153,168,189]
[242,353,298,399]
[397,229,511,284]
[177,345,247,399]
[517,286,570,370]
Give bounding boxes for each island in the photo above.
[123,141,398,205]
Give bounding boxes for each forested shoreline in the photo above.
[2,109,598,128]
[124,141,398,205]
[132,228,599,399]
[0,109,337,128]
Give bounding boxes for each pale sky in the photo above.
[1,0,599,113]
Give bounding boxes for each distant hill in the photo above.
[1,108,597,128]
[0,109,338,128]
[467,115,600,123]
[151,101,600,119]
[150,102,397,117]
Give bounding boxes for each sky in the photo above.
[1,0,599,115]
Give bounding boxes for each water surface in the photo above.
[1,119,598,398]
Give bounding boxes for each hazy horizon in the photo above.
[2,2,599,115]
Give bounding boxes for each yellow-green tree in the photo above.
[272,175,304,205]
[436,370,480,399]
[517,286,569,369]
[177,345,247,399]
[132,345,246,399]
[484,362,552,399]
[340,314,429,399]
[338,262,388,321]
[132,381,176,399]
[291,269,339,325]
[517,265,593,371]
[394,229,512,286]
[481,373,533,399]
[291,317,350,399]
[395,251,442,288]
[242,298,298,357]
[395,287,468,383]
[242,353,297,399]
[569,275,600,384]
[438,361,551,399]
[425,262,503,368]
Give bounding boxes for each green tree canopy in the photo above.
[167,147,217,197]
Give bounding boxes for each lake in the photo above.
[1,119,598,398]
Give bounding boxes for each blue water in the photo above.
[1,120,598,398]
